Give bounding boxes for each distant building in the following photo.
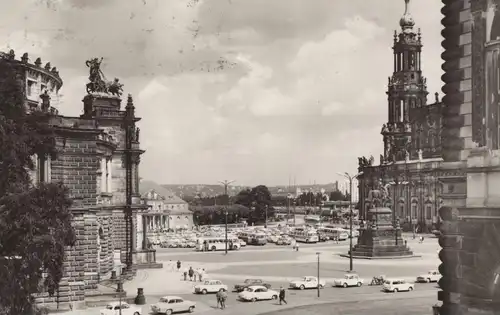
[139,180,193,232]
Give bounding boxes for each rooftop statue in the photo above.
[85,57,124,97]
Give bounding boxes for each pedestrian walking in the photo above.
[177,260,181,272]
[216,289,222,309]
[199,269,204,282]
[193,270,197,282]
[183,270,187,281]
[296,243,299,251]
[220,289,228,309]
[188,267,194,281]
[279,286,287,305]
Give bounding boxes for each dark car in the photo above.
[318,233,329,242]
[234,279,272,292]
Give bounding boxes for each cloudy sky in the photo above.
[2,0,443,186]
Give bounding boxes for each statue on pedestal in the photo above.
[85,57,124,97]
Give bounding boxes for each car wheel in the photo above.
[357,282,362,287]
[272,295,278,300]
[188,306,195,313]
[426,278,431,283]
[408,286,413,291]
[134,312,140,315]
[202,289,208,294]
[251,297,257,302]
[319,284,324,289]
[299,285,305,290]
[166,310,173,315]
[393,288,398,293]
[211,246,216,251]
[343,283,348,288]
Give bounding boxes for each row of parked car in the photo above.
[100,270,442,315]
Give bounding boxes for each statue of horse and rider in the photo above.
[85,57,124,97]
[367,179,391,208]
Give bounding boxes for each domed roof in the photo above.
[399,0,415,33]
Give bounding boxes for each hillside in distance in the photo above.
[160,183,340,198]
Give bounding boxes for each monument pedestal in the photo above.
[350,207,414,259]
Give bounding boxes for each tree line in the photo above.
[186,185,353,225]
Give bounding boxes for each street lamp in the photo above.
[337,172,360,272]
[316,252,321,298]
[224,210,229,255]
[265,205,268,228]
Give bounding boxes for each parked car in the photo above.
[151,296,196,315]
[234,278,272,292]
[100,302,142,315]
[416,270,441,283]
[332,274,364,288]
[237,285,279,302]
[194,279,228,294]
[382,279,414,293]
[289,276,326,290]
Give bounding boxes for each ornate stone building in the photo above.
[0,50,150,309]
[357,0,455,233]
[437,0,500,314]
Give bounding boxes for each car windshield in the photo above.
[159,298,169,303]
[245,288,254,292]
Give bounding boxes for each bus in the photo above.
[290,227,319,243]
[304,215,321,226]
[196,236,241,251]
[248,232,267,246]
[317,226,349,241]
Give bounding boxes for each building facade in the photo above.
[356,0,465,233]
[139,182,194,235]
[0,50,149,308]
[437,0,500,314]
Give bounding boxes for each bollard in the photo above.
[134,288,146,305]
[111,271,117,280]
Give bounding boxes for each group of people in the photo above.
[172,260,207,282]
[184,266,206,282]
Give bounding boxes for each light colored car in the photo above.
[289,276,326,290]
[416,270,441,283]
[383,279,414,293]
[332,274,364,288]
[151,296,196,315]
[100,302,141,315]
[194,279,228,294]
[237,285,279,302]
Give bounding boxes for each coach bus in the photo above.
[196,236,241,251]
[290,227,319,243]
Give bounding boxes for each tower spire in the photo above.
[399,0,415,33]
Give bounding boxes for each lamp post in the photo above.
[338,172,360,272]
[225,210,228,255]
[316,252,321,298]
[265,205,268,228]
[286,194,292,225]
[123,94,135,273]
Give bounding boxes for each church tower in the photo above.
[382,0,428,163]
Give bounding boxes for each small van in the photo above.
[382,278,414,292]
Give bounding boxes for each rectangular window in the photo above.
[426,206,432,220]
[36,154,51,183]
[27,80,35,97]
[41,84,46,93]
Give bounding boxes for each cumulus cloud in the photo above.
[0,0,444,185]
